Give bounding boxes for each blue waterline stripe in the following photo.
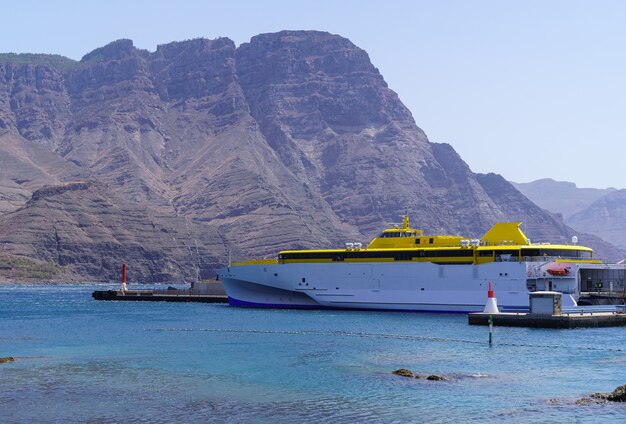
[228,296,528,314]
[145,328,624,352]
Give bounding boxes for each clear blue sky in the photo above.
[2,0,625,189]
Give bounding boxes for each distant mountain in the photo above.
[567,189,626,250]
[512,178,625,252]
[0,32,623,282]
[511,178,616,219]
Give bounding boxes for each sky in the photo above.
[2,0,625,189]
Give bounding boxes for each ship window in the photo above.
[302,277,306,283]
[521,248,540,257]
[345,251,394,259]
[423,250,474,257]
[479,250,494,257]
[429,238,434,244]
[283,248,475,262]
[495,250,520,261]
[521,248,591,259]
[495,249,519,256]
[415,239,420,245]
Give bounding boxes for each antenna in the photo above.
[401,209,410,230]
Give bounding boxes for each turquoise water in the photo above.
[1,284,625,423]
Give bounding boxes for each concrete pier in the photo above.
[468,311,626,328]
[92,289,228,303]
[92,281,228,303]
[470,291,626,328]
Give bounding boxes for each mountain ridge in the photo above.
[511,178,617,218]
[512,178,625,251]
[1,32,622,281]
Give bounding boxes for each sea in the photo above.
[1,284,625,423]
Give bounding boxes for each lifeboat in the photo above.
[546,263,571,276]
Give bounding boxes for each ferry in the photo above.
[218,216,606,312]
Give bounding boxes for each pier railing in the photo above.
[563,305,624,314]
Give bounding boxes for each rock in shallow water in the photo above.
[392,368,414,378]
[607,384,626,402]
[590,392,609,400]
[576,397,606,405]
[576,384,626,404]
[392,369,448,381]
[426,375,448,381]
[0,357,15,363]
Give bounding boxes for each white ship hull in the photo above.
[219,261,579,313]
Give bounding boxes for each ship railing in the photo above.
[520,255,587,262]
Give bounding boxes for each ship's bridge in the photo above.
[367,215,465,249]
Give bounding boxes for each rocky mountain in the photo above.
[0,180,229,282]
[0,31,623,282]
[512,178,625,251]
[567,189,626,250]
[512,178,616,219]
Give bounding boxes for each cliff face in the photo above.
[0,62,72,148]
[0,31,622,281]
[235,33,507,237]
[0,180,230,282]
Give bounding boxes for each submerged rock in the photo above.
[392,369,449,381]
[392,368,414,378]
[0,357,15,363]
[576,397,606,405]
[590,392,609,400]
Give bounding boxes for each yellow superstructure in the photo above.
[481,222,530,246]
[273,215,598,265]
